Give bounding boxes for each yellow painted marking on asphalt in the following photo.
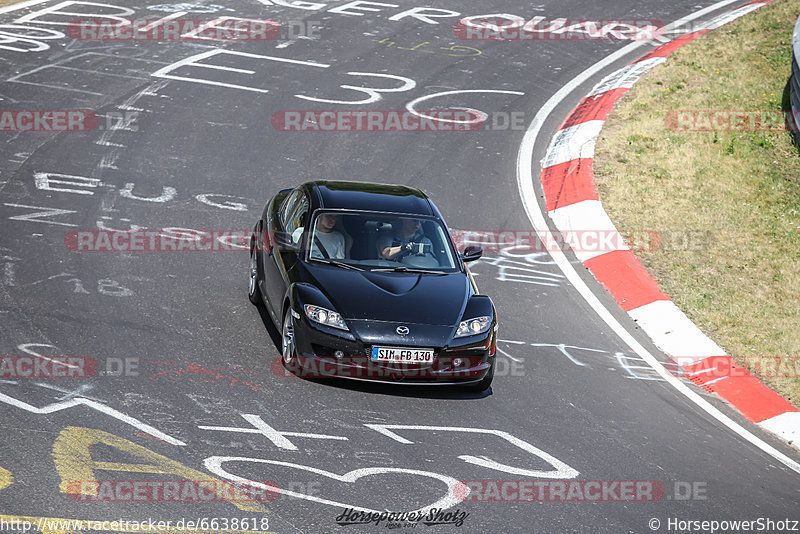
[0,514,274,534]
[0,466,12,489]
[52,426,268,512]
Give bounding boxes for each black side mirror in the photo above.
[461,245,482,262]
[275,230,301,251]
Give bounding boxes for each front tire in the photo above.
[282,308,298,372]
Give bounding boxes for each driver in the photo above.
[378,217,433,261]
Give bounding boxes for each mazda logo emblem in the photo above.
[396,326,409,336]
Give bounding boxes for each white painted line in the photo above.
[17,343,81,369]
[282,431,349,440]
[4,203,77,226]
[0,392,185,446]
[701,3,763,30]
[701,376,729,387]
[199,413,348,451]
[98,153,118,170]
[205,456,463,514]
[139,11,187,32]
[117,105,144,112]
[151,74,271,93]
[759,412,800,444]
[686,367,717,376]
[495,346,521,362]
[7,80,103,96]
[151,49,329,94]
[516,0,800,474]
[54,66,148,80]
[548,200,629,262]
[33,382,103,402]
[588,57,666,96]
[31,353,82,369]
[542,120,604,168]
[364,424,579,479]
[190,63,256,75]
[96,140,125,148]
[0,0,52,15]
[628,301,726,359]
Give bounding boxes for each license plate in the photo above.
[371,346,434,363]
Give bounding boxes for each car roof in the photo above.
[304,180,434,216]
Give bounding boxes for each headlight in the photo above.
[455,316,491,338]
[304,304,349,331]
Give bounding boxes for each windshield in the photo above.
[305,210,460,272]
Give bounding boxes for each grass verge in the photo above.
[594,0,800,406]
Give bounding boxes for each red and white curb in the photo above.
[539,0,799,444]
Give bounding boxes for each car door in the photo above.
[264,189,309,320]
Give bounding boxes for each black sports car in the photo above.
[248,180,497,391]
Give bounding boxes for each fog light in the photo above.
[334,350,344,359]
[453,358,463,367]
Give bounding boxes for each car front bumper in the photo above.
[289,314,496,384]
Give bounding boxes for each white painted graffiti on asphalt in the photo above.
[0,370,185,445]
[497,338,667,381]
[202,416,579,514]
[32,171,249,211]
[148,4,230,13]
[150,48,525,124]
[467,247,565,287]
[1,0,663,56]
[198,413,349,451]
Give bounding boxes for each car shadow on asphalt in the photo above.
[254,299,283,349]
[305,377,493,400]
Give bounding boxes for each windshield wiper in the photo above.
[310,259,364,271]
[370,266,446,274]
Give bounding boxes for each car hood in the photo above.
[299,263,468,325]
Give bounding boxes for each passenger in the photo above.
[310,212,345,259]
[294,213,346,259]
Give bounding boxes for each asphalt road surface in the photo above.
[0,1,798,533]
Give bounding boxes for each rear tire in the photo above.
[248,245,262,305]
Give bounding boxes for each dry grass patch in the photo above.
[594,0,800,405]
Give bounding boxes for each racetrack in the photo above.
[0,1,798,532]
